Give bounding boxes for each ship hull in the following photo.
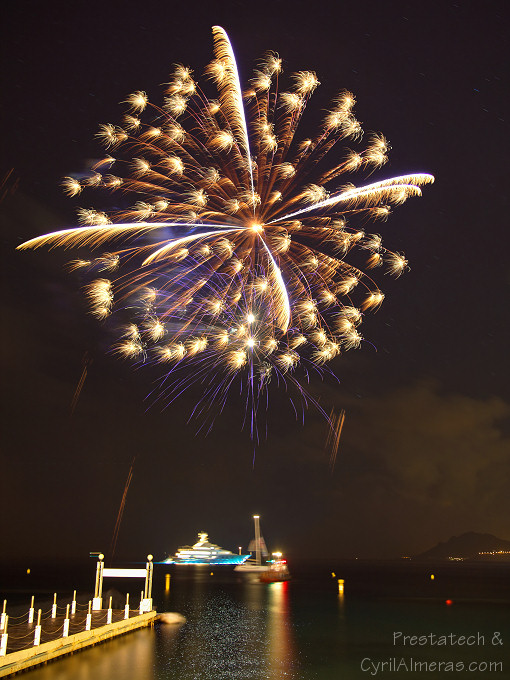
[259,570,291,583]
[168,554,250,565]
[233,563,270,573]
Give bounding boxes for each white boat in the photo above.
[165,532,250,565]
[234,515,270,573]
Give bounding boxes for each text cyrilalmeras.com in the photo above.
[361,658,503,674]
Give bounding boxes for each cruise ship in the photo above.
[165,532,251,565]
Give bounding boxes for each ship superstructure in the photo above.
[165,532,250,565]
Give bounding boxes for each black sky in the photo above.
[1,0,509,563]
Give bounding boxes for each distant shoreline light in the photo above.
[478,550,510,556]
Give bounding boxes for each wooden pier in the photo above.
[0,609,157,677]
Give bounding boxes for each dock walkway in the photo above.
[0,609,156,677]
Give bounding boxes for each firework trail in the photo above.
[69,351,93,415]
[18,26,433,438]
[108,456,136,564]
[326,408,345,472]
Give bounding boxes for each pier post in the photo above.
[124,593,129,620]
[107,596,112,624]
[147,555,153,599]
[28,595,35,624]
[51,593,57,618]
[139,591,144,616]
[0,600,6,631]
[141,555,154,612]
[0,615,8,657]
[93,554,104,611]
[85,601,92,631]
[34,609,41,646]
[63,604,70,637]
[71,590,76,615]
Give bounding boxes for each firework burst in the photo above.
[18,26,433,438]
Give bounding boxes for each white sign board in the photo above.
[103,568,148,578]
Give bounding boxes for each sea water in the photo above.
[2,561,509,679]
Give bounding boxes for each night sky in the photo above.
[1,0,508,564]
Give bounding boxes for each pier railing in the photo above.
[0,591,152,657]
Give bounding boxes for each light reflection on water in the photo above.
[267,581,296,678]
[155,571,299,679]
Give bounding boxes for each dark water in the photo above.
[1,561,509,679]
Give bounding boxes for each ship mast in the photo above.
[254,515,261,566]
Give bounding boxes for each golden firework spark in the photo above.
[17,26,433,437]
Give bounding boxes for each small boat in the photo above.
[234,515,270,573]
[165,532,250,565]
[259,554,291,583]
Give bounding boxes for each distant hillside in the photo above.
[415,532,510,560]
